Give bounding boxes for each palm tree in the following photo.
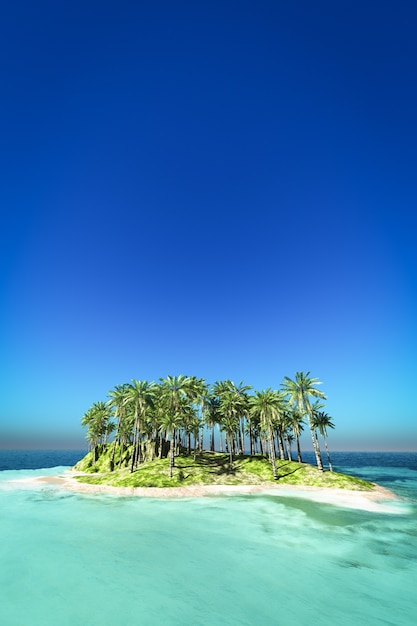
[159,375,192,477]
[151,385,168,459]
[104,420,116,445]
[211,380,231,453]
[229,381,252,454]
[187,411,202,461]
[186,377,209,452]
[311,411,335,471]
[158,410,184,477]
[287,409,305,463]
[274,398,289,461]
[281,371,327,471]
[108,383,131,471]
[81,401,112,462]
[204,393,221,452]
[246,410,261,454]
[116,409,134,468]
[284,431,295,462]
[126,379,156,472]
[218,392,241,470]
[81,407,98,455]
[249,389,283,480]
[214,380,251,455]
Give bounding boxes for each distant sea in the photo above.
[0,450,416,626]
[0,449,86,471]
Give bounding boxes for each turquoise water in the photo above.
[0,453,416,626]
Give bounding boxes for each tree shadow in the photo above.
[277,464,303,479]
[178,453,236,476]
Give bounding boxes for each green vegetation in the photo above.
[74,446,374,491]
[77,371,373,493]
[80,371,339,485]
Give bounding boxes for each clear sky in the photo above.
[1,0,416,451]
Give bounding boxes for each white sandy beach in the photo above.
[10,472,404,513]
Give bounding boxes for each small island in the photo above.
[60,371,399,510]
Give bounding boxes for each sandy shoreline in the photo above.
[9,471,405,513]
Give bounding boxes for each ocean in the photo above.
[0,450,416,626]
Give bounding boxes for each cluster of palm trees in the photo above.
[81,371,335,478]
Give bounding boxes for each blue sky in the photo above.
[1,0,416,451]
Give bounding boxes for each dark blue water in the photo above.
[0,449,86,471]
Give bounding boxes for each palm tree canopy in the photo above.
[108,383,131,414]
[281,371,326,415]
[249,388,285,433]
[127,379,157,415]
[158,375,194,434]
[287,410,305,437]
[159,375,192,404]
[81,401,112,443]
[311,411,335,437]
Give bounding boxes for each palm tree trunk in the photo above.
[238,420,244,455]
[284,435,292,461]
[309,418,323,471]
[210,426,215,452]
[268,429,278,480]
[137,420,143,465]
[118,442,124,469]
[277,431,285,460]
[159,432,164,459]
[296,435,303,463]
[148,438,156,461]
[130,442,136,473]
[324,435,333,471]
[194,433,198,461]
[280,434,286,460]
[228,435,234,470]
[169,435,175,478]
[130,419,138,473]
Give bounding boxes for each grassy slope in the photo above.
[74,447,375,491]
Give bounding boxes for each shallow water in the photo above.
[0,451,416,626]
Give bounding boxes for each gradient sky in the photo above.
[1,0,416,451]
